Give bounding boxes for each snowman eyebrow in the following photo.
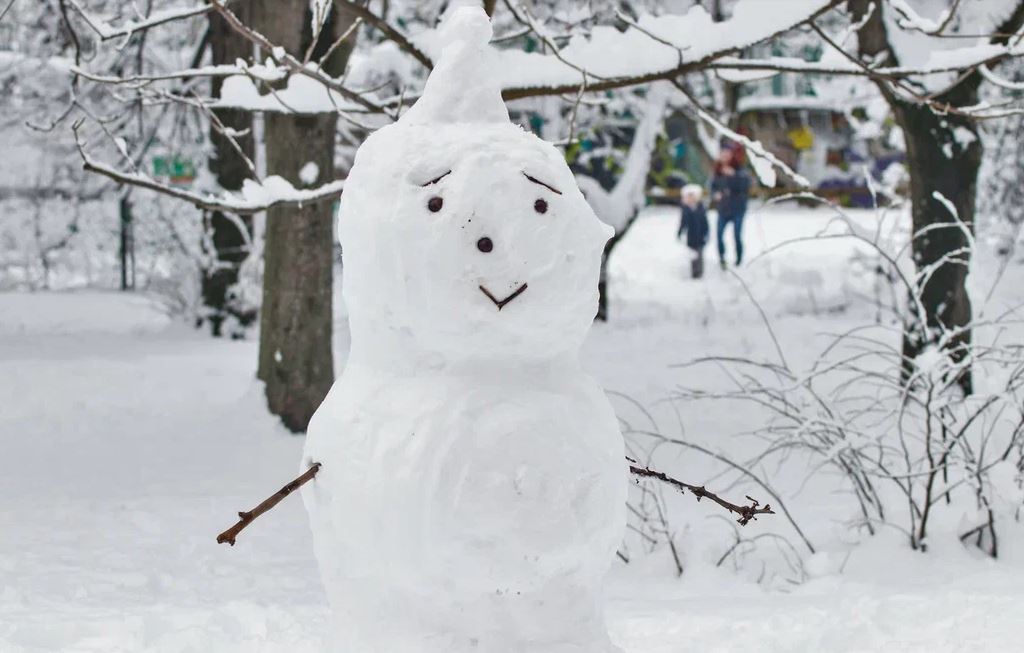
[523,173,562,195]
[419,170,452,186]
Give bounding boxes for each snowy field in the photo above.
[2,205,1023,652]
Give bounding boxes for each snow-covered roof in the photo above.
[737,95,848,113]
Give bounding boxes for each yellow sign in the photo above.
[788,125,814,151]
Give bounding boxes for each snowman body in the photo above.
[305,365,623,652]
[302,9,626,651]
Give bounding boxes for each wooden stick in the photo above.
[216,462,321,546]
[216,456,771,547]
[627,457,775,526]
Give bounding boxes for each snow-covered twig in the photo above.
[672,79,808,188]
[672,195,1024,557]
[811,19,1024,120]
[208,1,387,116]
[889,0,963,37]
[67,0,215,41]
[189,90,258,180]
[73,121,345,214]
[71,63,279,87]
[502,0,603,82]
[502,0,847,101]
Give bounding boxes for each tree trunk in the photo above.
[847,0,1024,396]
[203,2,255,337]
[257,112,337,432]
[118,194,134,290]
[596,228,628,322]
[892,99,980,394]
[253,1,356,432]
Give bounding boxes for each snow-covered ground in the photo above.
[2,205,1023,652]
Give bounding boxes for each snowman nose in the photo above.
[477,237,494,253]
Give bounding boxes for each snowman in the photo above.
[302,7,626,651]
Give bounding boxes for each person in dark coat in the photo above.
[677,184,709,279]
[710,147,752,268]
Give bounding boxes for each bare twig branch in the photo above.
[217,463,322,546]
[0,0,17,22]
[333,0,432,69]
[627,457,776,526]
[315,16,363,72]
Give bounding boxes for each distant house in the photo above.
[736,98,903,207]
[732,44,905,207]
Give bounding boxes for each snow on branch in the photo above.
[498,0,845,99]
[62,0,1024,118]
[71,63,286,87]
[264,0,851,111]
[888,0,962,36]
[208,1,387,116]
[673,81,809,188]
[67,0,214,41]
[578,84,669,235]
[839,0,1024,110]
[707,53,1024,79]
[979,63,1024,91]
[73,122,344,214]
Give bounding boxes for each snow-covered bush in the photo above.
[977,58,1024,259]
[671,205,1024,558]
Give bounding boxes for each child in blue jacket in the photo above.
[677,184,709,279]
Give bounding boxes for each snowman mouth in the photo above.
[479,283,528,311]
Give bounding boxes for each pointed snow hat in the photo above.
[398,6,510,126]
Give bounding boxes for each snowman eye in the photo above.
[534,199,548,214]
[427,197,443,212]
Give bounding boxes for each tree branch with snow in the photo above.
[73,121,345,214]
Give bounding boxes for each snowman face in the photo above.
[340,124,611,368]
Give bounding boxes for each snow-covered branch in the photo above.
[672,80,809,188]
[208,1,387,116]
[499,0,846,100]
[70,63,286,87]
[577,84,669,235]
[73,123,344,215]
[67,0,214,41]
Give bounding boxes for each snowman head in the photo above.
[339,7,611,371]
